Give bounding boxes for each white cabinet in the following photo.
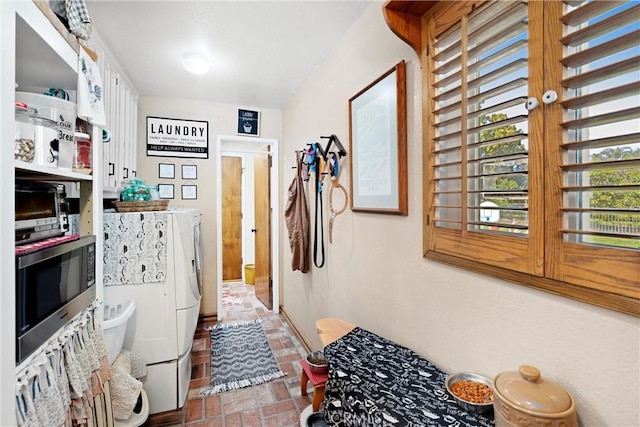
[94,33,139,197]
[0,1,103,424]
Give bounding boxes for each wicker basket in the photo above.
[113,200,169,213]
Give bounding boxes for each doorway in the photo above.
[216,135,279,320]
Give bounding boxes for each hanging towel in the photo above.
[285,151,310,273]
[77,47,106,127]
[49,0,93,40]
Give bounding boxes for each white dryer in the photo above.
[103,207,203,415]
[170,207,203,402]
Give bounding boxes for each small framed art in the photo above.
[237,108,260,136]
[159,163,175,179]
[182,164,198,180]
[181,185,197,200]
[158,184,174,199]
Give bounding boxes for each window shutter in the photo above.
[550,0,640,292]
[428,0,542,275]
[420,0,638,313]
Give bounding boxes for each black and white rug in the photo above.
[201,319,286,395]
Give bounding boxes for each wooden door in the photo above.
[254,153,272,309]
[222,156,243,281]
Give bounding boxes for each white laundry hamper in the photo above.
[103,298,150,427]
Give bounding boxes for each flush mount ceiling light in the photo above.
[182,53,210,75]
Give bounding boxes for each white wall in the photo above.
[279,3,640,426]
[136,96,282,314]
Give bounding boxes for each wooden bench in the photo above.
[315,318,356,347]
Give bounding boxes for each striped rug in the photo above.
[201,319,286,395]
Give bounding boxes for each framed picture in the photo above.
[158,184,174,199]
[348,60,408,215]
[181,184,197,200]
[182,164,198,180]
[146,116,209,159]
[237,108,260,136]
[158,163,175,179]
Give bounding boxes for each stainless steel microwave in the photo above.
[15,235,95,363]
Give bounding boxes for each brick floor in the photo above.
[145,282,315,427]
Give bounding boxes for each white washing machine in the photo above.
[103,207,203,415]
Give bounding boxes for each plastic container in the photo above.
[16,91,76,170]
[103,298,136,365]
[15,104,60,167]
[73,132,92,174]
[14,105,36,162]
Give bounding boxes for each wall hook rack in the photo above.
[318,134,347,160]
[294,134,347,170]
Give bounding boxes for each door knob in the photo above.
[251,228,257,233]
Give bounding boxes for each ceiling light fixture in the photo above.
[182,53,210,75]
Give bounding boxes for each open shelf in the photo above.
[15,160,93,182]
[15,1,78,92]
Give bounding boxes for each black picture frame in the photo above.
[158,163,175,179]
[237,109,260,136]
[147,116,209,159]
[158,184,175,199]
[182,164,198,180]
[181,184,197,200]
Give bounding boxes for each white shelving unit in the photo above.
[0,1,104,424]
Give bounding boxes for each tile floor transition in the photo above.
[145,281,314,427]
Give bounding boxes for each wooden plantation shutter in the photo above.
[428,0,543,275]
[545,0,640,296]
[421,0,639,314]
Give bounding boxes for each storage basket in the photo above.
[113,200,169,212]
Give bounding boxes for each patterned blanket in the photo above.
[323,328,495,427]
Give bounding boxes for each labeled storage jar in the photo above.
[16,91,76,170]
[493,365,577,427]
[73,132,92,174]
[14,104,36,163]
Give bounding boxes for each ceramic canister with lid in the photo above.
[493,365,577,427]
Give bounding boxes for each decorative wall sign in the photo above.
[181,184,197,200]
[237,109,260,136]
[158,184,174,199]
[159,163,175,179]
[349,60,408,215]
[182,164,198,180]
[147,116,209,159]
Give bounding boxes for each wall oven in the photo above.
[15,235,96,363]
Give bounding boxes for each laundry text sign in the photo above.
[147,116,209,158]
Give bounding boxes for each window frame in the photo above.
[418,0,639,316]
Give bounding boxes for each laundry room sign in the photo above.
[147,116,209,158]
[237,108,260,136]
